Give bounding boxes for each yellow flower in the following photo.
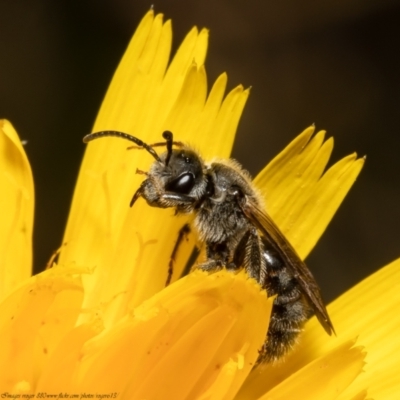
[1,9,399,399]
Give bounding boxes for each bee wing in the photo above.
[241,198,335,335]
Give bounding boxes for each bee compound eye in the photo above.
[166,173,195,194]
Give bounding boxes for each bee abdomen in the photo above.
[259,246,310,363]
[259,295,309,363]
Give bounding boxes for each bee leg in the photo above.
[240,228,265,283]
[165,223,191,286]
[45,242,68,269]
[229,230,252,271]
[148,192,195,208]
[181,246,201,277]
[195,259,223,272]
[194,242,229,272]
[161,193,196,204]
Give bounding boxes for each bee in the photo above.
[83,130,334,362]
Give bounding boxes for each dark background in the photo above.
[1,0,399,303]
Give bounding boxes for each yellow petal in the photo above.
[59,11,175,270]
[339,389,369,400]
[0,120,34,301]
[62,270,272,399]
[323,258,400,399]
[163,63,208,133]
[36,321,103,391]
[0,266,84,390]
[254,126,364,259]
[59,12,249,328]
[237,258,400,400]
[258,340,365,400]
[94,11,172,131]
[203,83,249,159]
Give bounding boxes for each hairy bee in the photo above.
[83,130,334,362]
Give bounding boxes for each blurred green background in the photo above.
[1,0,399,303]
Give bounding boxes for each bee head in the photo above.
[154,147,205,196]
[82,130,207,209]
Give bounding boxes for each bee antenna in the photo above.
[83,131,162,163]
[162,130,173,166]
